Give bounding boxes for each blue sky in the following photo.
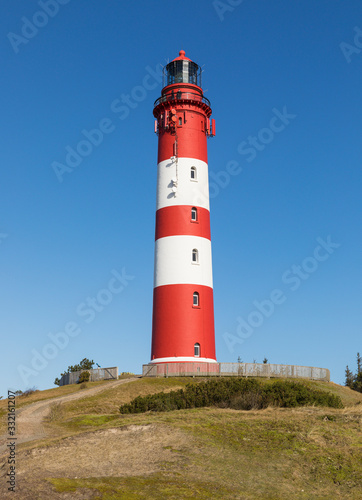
[1,0,361,397]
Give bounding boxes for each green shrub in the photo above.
[78,371,90,383]
[119,378,343,414]
[229,391,264,410]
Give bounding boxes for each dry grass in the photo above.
[309,380,362,406]
[1,378,361,499]
[0,378,117,411]
[55,377,209,419]
[45,403,65,423]
[5,405,361,499]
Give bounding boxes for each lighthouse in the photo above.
[150,50,217,370]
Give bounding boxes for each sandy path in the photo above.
[0,377,191,499]
[0,377,138,456]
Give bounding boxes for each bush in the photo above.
[46,402,64,422]
[261,380,343,408]
[119,372,135,379]
[229,391,264,410]
[17,387,38,397]
[78,371,90,383]
[119,378,344,414]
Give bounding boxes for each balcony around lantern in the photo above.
[154,90,211,109]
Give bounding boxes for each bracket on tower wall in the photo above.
[207,118,216,137]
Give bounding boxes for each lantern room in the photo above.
[163,50,202,88]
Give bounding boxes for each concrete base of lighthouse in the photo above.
[142,362,330,382]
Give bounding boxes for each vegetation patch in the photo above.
[45,402,65,422]
[8,378,361,498]
[48,474,236,499]
[78,371,90,384]
[119,372,135,379]
[45,406,362,497]
[119,378,344,414]
[70,414,120,427]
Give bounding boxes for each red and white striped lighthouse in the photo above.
[151,50,217,365]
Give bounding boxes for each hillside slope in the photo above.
[0,378,361,499]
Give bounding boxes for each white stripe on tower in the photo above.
[156,158,210,211]
[154,234,213,288]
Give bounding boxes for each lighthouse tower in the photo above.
[150,50,217,367]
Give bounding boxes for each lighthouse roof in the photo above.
[172,50,191,62]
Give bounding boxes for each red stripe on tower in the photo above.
[155,206,211,240]
[151,50,216,364]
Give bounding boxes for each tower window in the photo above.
[193,292,199,307]
[192,248,199,264]
[178,117,182,126]
[190,166,197,180]
[191,207,197,221]
[194,343,200,357]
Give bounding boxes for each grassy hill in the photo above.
[1,377,362,499]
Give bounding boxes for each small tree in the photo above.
[345,353,362,393]
[345,366,354,388]
[66,358,95,373]
[357,352,361,375]
[354,371,362,393]
[263,357,268,364]
[354,353,362,393]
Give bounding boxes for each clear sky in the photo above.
[1,0,361,397]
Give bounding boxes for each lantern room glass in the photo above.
[163,60,202,88]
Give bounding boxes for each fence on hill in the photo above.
[59,366,118,386]
[142,362,330,381]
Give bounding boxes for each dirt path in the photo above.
[0,377,191,499]
[0,377,138,456]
